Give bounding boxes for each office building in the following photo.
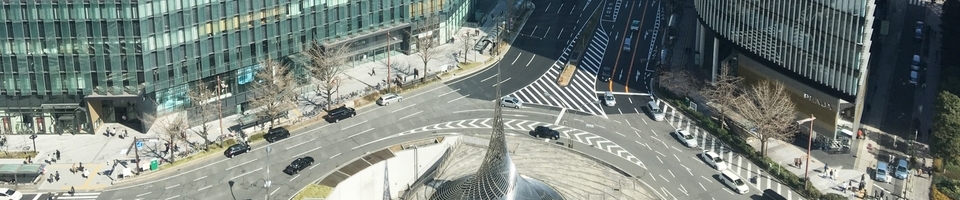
[693,0,876,147]
[0,0,474,135]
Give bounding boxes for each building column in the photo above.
[711,37,719,83]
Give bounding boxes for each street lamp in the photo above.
[29,134,37,153]
[264,146,272,200]
[797,114,816,185]
[386,33,399,93]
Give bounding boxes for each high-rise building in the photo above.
[692,0,875,146]
[0,0,473,135]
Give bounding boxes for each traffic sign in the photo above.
[136,141,143,149]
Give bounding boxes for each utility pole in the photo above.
[797,114,816,186]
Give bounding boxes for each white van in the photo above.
[720,170,749,194]
[624,36,632,52]
[647,100,665,121]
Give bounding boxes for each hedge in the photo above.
[655,87,825,199]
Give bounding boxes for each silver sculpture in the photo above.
[431,62,563,200]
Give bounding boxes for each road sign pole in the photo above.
[134,137,141,173]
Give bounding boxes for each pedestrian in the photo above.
[371,68,376,76]
[71,164,76,174]
[55,150,61,160]
[55,171,60,181]
[69,186,75,196]
[79,162,83,171]
[829,169,835,180]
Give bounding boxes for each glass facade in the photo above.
[694,0,875,97]
[0,0,472,134]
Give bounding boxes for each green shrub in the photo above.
[820,193,846,200]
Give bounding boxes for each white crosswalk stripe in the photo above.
[401,118,646,170]
[659,102,806,200]
[508,27,608,116]
[908,0,925,6]
[52,192,101,199]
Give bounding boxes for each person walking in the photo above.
[54,171,60,182]
[55,150,61,161]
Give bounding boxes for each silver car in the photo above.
[500,96,523,108]
[377,93,403,106]
[604,91,616,106]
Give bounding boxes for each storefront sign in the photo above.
[804,93,833,111]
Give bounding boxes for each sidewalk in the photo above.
[748,138,871,198]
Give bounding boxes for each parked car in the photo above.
[674,129,699,148]
[630,20,641,31]
[530,126,560,140]
[500,96,523,108]
[762,189,787,200]
[916,21,924,40]
[895,159,909,179]
[604,91,616,106]
[224,143,250,158]
[324,106,357,123]
[912,55,921,70]
[264,127,291,143]
[701,151,728,171]
[909,70,919,85]
[377,93,403,106]
[876,161,890,182]
[0,188,22,200]
[283,156,315,175]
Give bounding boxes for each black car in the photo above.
[264,127,291,143]
[223,143,250,158]
[530,126,560,140]
[283,156,315,175]
[598,66,612,82]
[324,106,356,123]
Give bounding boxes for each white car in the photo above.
[604,91,616,106]
[376,93,403,106]
[500,96,523,108]
[702,151,728,170]
[674,129,699,148]
[0,188,23,200]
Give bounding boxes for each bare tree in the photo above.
[732,80,797,156]
[458,31,473,63]
[658,68,702,98]
[143,113,187,163]
[303,42,352,110]
[248,57,297,129]
[701,63,743,130]
[410,16,442,83]
[186,81,219,149]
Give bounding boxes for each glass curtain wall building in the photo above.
[693,0,875,146]
[0,0,472,135]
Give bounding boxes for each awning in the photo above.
[58,115,75,121]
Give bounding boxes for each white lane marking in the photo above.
[340,120,367,130]
[197,185,213,191]
[165,195,181,200]
[404,84,450,99]
[293,145,323,158]
[491,77,512,87]
[674,154,682,162]
[230,167,263,180]
[136,192,152,197]
[287,140,312,150]
[651,129,657,136]
[554,108,566,125]
[353,135,397,150]
[525,56,536,67]
[392,104,417,113]
[701,176,714,183]
[165,184,180,189]
[226,160,258,171]
[511,53,523,65]
[698,182,707,191]
[480,74,497,82]
[659,175,670,182]
[656,156,663,163]
[679,185,689,195]
[193,176,207,182]
[614,132,626,138]
[290,174,301,181]
[635,130,642,138]
[330,153,342,159]
[398,111,424,121]
[668,169,676,178]
[437,89,461,97]
[624,119,632,127]
[270,187,282,196]
[347,128,375,139]
[446,94,470,103]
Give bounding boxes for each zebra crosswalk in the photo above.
[656,101,804,200]
[399,118,647,169]
[508,27,609,116]
[908,0,926,6]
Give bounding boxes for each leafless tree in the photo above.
[248,57,297,129]
[303,42,352,110]
[658,68,702,98]
[458,31,474,63]
[143,113,187,163]
[186,81,220,149]
[732,80,797,156]
[700,63,743,130]
[410,16,442,83]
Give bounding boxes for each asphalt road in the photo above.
[596,0,661,94]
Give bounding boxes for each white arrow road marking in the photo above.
[701,176,714,183]
[659,175,670,182]
[679,185,689,195]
